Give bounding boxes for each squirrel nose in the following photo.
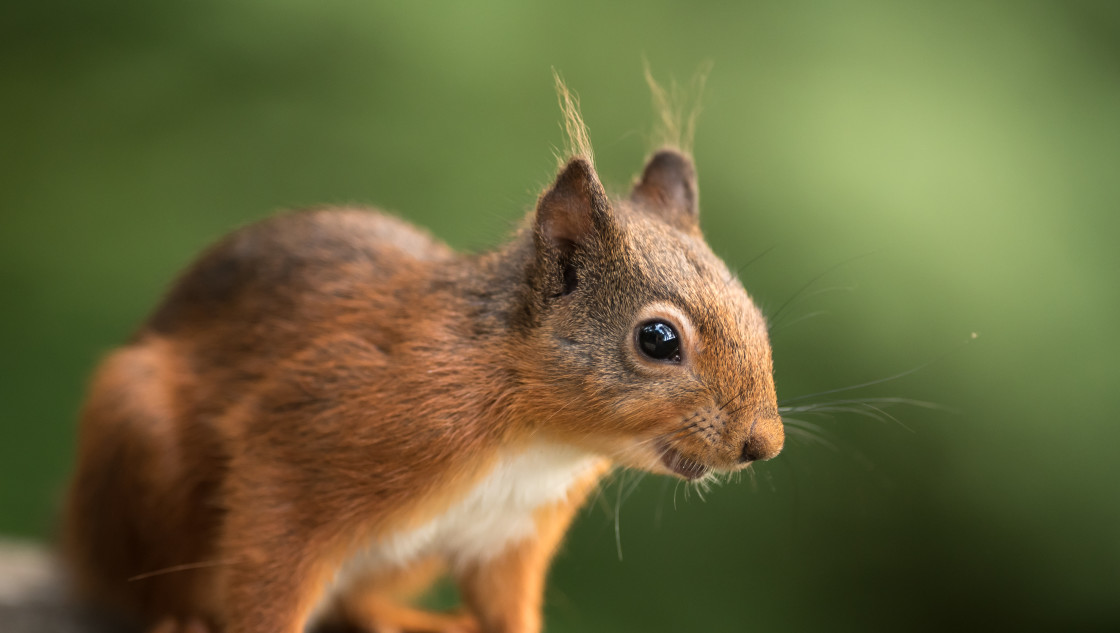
[740,417,784,462]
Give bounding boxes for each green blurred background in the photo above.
[2,0,1118,630]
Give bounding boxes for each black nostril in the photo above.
[741,439,771,463]
[741,441,759,463]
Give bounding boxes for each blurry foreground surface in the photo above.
[1,1,1118,630]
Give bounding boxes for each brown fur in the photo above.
[63,89,783,633]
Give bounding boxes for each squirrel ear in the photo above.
[630,149,698,228]
[535,157,612,251]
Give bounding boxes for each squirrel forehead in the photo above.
[611,206,767,339]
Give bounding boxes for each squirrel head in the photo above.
[515,149,783,480]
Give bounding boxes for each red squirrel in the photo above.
[62,79,785,633]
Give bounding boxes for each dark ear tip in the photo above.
[555,156,597,186]
[566,155,594,171]
[631,148,699,223]
[643,149,695,180]
[535,156,611,249]
[545,157,606,206]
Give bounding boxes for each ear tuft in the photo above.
[553,70,595,166]
[643,60,711,156]
[630,149,698,228]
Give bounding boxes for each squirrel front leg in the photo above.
[216,502,339,633]
[457,465,606,633]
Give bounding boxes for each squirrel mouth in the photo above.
[659,446,708,480]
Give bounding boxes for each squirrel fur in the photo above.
[62,86,784,633]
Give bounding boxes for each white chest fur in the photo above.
[330,441,598,592]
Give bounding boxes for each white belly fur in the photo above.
[321,441,598,605]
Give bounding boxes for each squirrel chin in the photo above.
[658,445,710,481]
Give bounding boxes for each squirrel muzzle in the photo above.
[741,413,784,463]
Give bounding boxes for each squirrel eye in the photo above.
[637,321,682,363]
